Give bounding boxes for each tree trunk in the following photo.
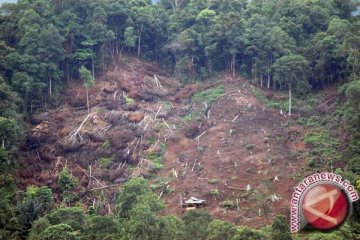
[208,58,212,77]
[232,53,236,77]
[66,60,70,85]
[91,57,95,80]
[115,29,119,55]
[86,87,90,114]
[267,54,272,89]
[288,83,292,116]
[49,75,52,97]
[137,25,143,58]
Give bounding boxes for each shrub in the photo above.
[208,179,218,185]
[58,168,77,192]
[307,158,316,168]
[192,86,224,104]
[245,143,255,151]
[220,200,236,210]
[210,189,219,199]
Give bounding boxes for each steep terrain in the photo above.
[158,76,308,227]
[18,56,308,228]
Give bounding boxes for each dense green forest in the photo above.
[1,0,360,239]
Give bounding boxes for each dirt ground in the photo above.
[157,76,307,227]
[18,56,309,228]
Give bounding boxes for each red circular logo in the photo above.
[302,184,349,230]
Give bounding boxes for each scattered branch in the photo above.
[192,159,197,172]
[219,89,240,98]
[58,106,88,112]
[194,131,207,141]
[232,113,240,123]
[155,106,162,119]
[162,118,174,135]
[86,184,122,192]
[87,165,92,187]
[153,75,164,89]
[69,114,91,143]
[226,186,246,191]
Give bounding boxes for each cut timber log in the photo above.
[226,186,246,191]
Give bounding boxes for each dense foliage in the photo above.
[0,0,360,239]
[0,0,358,116]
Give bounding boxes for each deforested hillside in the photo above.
[0,0,360,239]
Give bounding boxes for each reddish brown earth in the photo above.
[157,76,308,227]
[18,56,309,228]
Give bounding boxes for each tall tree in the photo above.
[273,54,310,115]
[78,66,94,114]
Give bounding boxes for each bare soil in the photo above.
[17,56,308,228]
[157,76,307,227]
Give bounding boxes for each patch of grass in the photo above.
[296,116,321,127]
[156,122,166,131]
[181,111,202,122]
[210,188,219,199]
[98,155,116,169]
[95,107,106,114]
[148,136,157,145]
[145,143,167,171]
[124,94,134,105]
[303,131,328,146]
[101,140,111,150]
[250,86,268,103]
[192,86,224,104]
[150,177,171,193]
[302,129,340,165]
[250,86,292,111]
[163,101,173,111]
[208,179,218,185]
[267,100,289,110]
[220,200,236,210]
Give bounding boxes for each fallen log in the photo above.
[226,186,246,191]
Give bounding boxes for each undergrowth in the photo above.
[145,143,167,170]
[192,86,224,104]
[250,86,290,111]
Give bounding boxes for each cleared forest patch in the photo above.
[18,57,308,228]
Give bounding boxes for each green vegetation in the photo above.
[101,139,111,150]
[150,177,171,194]
[99,155,116,169]
[79,65,94,114]
[58,168,77,192]
[210,188,219,199]
[192,86,224,104]
[124,94,134,105]
[302,129,340,168]
[245,143,255,151]
[296,116,321,127]
[220,200,236,210]
[145,143,167,170]
[0,0,359,239]
[208,178,218,185]
[250,86,289,111]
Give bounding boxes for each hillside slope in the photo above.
[18,56,307,227]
